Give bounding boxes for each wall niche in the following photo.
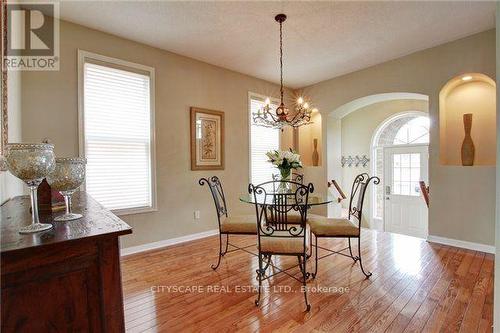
[298,111,322,167]
[439,73,496,166]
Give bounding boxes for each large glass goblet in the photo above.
[46,157,86,221]
[4,143,55,234]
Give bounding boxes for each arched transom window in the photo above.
[393,117,429,145]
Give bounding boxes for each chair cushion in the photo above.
[308,216,359,237]
[220,215,257,234]
[260,229,310,254]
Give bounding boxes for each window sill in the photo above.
[112,206,158,217]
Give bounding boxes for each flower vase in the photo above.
[278,168,291,192]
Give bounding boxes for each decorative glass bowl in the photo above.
[46,157,86,221]
[4,143,55,233]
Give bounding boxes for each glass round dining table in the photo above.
[239,192,334,206]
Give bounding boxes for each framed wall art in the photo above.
[190,107,225,170]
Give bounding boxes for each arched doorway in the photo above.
[325,93,429,220]
[371,111,429,238]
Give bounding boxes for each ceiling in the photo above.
[56,1,495,88]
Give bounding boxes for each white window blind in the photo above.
[82,59,154,213]
[250,96,280,185]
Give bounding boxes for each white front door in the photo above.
[384,145,428,238]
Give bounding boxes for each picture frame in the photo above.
[190,107,225,170]
[1,0,8,171]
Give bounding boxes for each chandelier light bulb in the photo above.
[264,97,271,106]
[303,102,309,109]
[297,97,304,105]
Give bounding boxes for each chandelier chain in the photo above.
[279,19,283,104]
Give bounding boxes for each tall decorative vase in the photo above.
[312,138,319,166]
[461,113,475,166]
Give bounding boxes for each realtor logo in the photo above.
[3,2,59,70]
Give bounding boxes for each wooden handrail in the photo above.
[328,179,347,203]
[419,180,430,208]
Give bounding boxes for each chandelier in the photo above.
[252,14,318,130]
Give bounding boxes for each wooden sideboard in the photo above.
[1,192,132,332]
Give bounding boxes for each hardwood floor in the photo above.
[121,229,494,332]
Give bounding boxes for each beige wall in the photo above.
[20,20,289,248]
[302,29,496,246]
[0,70,24,204]
[340,99,428,228]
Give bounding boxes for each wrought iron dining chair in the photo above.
[271,172,304,211]
[270,172,313,258]
[249,180,314,311]
[309,173,380,279]
[292,172,304,184]
[199,176,257,270]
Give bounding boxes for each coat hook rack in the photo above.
[341,155,369,168]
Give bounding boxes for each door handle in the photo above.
[385,185,391,195]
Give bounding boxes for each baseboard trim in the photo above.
[427,235,495,254]
[120,229,219,256]
[120,231,496,256]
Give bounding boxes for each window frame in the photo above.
[247,92,281,185]
[77,49,157,216]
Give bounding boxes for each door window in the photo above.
[392,153,420,196]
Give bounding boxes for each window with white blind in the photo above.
[249,94,280,185]
[78,51,156,214]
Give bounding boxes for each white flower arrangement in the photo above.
[266,149,302,179]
